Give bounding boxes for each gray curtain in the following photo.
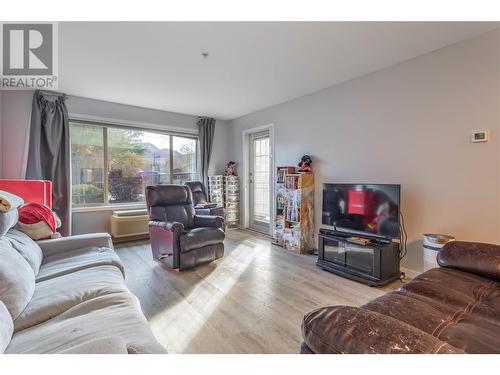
[197,117,216,188]
[26,90,70,236]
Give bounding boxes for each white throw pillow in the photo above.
[0,190,24,213]
[0,241,35,320]
[0,300,13,353]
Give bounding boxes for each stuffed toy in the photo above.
[298,155,312,173]
[16,203,61,240]
[225,161,237,176]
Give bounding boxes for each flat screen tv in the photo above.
[322,183,401,239]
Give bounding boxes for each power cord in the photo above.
[398,210,408,260]
[398,210,408,282]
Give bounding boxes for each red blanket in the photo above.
[18,203,56,233]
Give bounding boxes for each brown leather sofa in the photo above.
[301,241,500,354]
[185,181,224,216]
[146,185,225,270]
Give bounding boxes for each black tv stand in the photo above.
[317,228,400,286]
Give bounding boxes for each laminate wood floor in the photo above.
[115,229,402,353]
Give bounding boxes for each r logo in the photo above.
[2,24,53,76]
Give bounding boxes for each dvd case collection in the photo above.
[273,167,314,253]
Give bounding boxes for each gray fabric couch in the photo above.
[0,208,166,354]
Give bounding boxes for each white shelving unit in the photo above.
[207,175,224,204]
[208,174,240,229]
[224,175,240,229]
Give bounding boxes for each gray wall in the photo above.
[0,91,32,179]
[68,96,230,178]
[0,93,229,234]
[228,29,500,272]
[68,95,198,131]
[0,91,2,177]
[209,119,230,175]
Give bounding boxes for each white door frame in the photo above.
[242,124,275,235]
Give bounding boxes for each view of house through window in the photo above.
[71,122,198,207]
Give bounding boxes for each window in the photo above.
[71,124,105,206]
[70,121,198,207]
[172,136,198,184]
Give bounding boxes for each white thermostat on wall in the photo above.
[471,129,490,143]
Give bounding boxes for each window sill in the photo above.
[72,203,147,213]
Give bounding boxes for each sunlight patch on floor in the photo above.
[149,241,259,353]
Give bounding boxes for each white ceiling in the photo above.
[59,22,498,120]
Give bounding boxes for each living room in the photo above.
[0,1,499,373]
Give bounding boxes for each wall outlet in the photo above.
[471,129,489,143]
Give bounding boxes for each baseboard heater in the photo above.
[110,209,149,243]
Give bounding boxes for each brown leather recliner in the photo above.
[146,185,225,270]
[301,241,500,354]
[185,181,224,216]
